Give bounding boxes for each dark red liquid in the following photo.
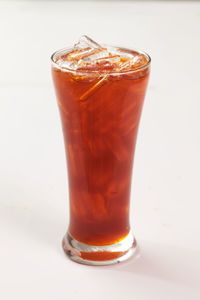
[52,49,150,246]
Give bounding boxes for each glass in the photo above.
[51,45,151,265]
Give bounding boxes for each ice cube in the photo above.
[74,35,101,50]
[65,36,111,72]
[118,55,148,71]
[71,36,113,68]
[82,48,110,63]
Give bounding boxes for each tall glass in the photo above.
[51,45,151,265]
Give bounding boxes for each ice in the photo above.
[74,35,101,50]
[57,36,103,70]
[63,36,146,75]
[58,36,148,100]
[58,36,147,74]
[68,35,114,71]
[118,55,148,71]
[65,36,113,100]
[63,35,122,74]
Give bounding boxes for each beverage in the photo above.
[51,36,151,265]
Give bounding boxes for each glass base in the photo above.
[62,231,137,266]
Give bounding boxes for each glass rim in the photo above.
[51,45,151,76]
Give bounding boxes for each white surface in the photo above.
[0,1,200,299]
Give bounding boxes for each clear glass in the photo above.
[51,45,151,265]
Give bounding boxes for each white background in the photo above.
[0,1,200,299]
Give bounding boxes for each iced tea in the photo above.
[51,36,150,264]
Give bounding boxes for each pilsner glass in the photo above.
[51,43,151,265]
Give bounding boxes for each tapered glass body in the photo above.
[52,47,150,265]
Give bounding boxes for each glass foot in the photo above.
[62,231,137,266]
